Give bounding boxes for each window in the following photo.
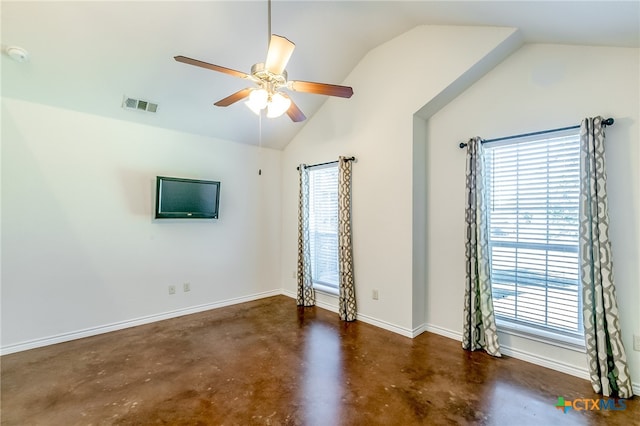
[485,128,583,346]
[308,164,339,293]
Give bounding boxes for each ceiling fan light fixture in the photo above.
[245,88,269,114]
[249,88,269,108]
[245,100,262,116]
[266,92,291,118]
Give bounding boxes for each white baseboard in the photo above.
[0,290,281,356]
[419,322,639,396]
[357,312,414,338]
[500,345,590,380]
[421,323,463,341]
[284,296,635,394]
[500,345,640,397]
[280,289,415,337]
[4,291,638,396]
[421,323,590,378]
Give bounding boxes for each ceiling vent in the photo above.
[122,96,158,113]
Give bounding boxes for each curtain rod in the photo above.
[458,117,615,149]
[296,156,356,170]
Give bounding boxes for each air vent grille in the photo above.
[125,97,137,109]
[123,96,158,113]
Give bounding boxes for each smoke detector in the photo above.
[6,46,30,63]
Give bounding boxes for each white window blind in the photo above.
[485,128,583,341]
[309,164,339,289]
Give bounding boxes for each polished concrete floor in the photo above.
[1,295,638,425]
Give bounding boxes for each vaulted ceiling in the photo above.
[2,1,638,150]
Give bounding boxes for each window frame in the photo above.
[307,163,340,295]
[483,128,585,350]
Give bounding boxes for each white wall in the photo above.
[425,44,640,387]
[280,25,520,334]
[1,99,282,352]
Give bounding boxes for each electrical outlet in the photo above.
[633,334,640,352]
[168,285,176,295]
[183,282,191,292]
[372,289,379,300]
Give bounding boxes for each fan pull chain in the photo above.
[258,112,263,175]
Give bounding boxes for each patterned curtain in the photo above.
[462,137,501,357]
[297,164,315,306]
[579,117,632,398]
[338,157,357,321]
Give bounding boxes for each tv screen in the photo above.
[155,176,220,219]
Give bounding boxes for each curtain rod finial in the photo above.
[459,142,468,149]
[603,117,614,126]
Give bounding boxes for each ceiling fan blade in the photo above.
[213,88,253,107]
[285,96,306,122]
[289,80,353,98]
[264,35,295,75]
[174,55,250,80]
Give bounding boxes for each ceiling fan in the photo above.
[174,1,353,122]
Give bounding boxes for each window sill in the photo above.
[313,282,339,296]
[496,319,586,353]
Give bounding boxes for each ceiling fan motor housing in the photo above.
[251,62,288,88]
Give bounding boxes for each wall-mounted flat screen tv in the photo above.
[155,176,220,219]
